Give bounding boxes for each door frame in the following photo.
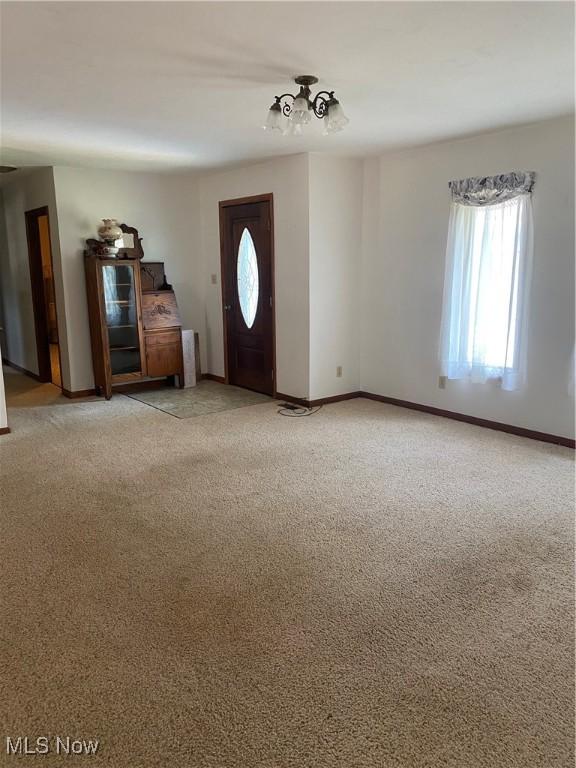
[218,193,276,395]
[24,206,63,385]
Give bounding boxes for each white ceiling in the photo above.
[1,1,573,172]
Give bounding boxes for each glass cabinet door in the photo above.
[102,263,141,375]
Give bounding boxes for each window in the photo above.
[440,173,534,391]
[237,227,259,329]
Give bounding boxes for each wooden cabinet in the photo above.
[85,256,184,399]
[145,330,183,378]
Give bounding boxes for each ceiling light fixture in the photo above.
[264,75,349,136]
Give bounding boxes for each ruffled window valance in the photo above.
[449,171,535,206]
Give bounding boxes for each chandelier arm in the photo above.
[311,91,335,119]
[275,93,297,118]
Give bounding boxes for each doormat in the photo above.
[123,379,273,419]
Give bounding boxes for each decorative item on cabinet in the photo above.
[97,218,123,241]
[84,241,185,399]
[85,238,112,258]
[85,222,144,260]
[97,218,123,257]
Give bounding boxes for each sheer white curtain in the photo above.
[440,193,533,391]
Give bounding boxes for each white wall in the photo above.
[197,154,310,398]
[309,154,363,400]
[360,116,575,439]
[0,168,68,385]
[52,167,202,391]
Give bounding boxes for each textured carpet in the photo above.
[0,370,573,767]
[0,365,89,407]
[124,379,273,418]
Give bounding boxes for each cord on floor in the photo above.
[277,402,323,417]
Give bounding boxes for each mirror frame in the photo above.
[116,224,144,260]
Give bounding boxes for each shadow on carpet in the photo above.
[124,379,274,418]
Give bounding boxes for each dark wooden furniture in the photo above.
[84,256,184,399]
[140,262,169,292]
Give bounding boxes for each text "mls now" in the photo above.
[6,736,99,756]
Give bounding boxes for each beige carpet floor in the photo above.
[0,369,573,767]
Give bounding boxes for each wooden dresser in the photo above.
[84,256,184,399]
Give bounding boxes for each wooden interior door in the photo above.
[220,195,275,395]
[25,207,62,386]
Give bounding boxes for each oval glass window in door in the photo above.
[237,227,259,328]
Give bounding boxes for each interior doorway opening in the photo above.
[25,207,62,387]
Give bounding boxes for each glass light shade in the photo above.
[263,104,283,131]
[324,100,349,134]
[283,120,303,137]
[291,95,311,125]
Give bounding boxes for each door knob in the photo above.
[224,304,232,311]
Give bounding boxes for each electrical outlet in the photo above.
[336,366,343,378]
[438,375,447,389]
[210,274,218,285]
